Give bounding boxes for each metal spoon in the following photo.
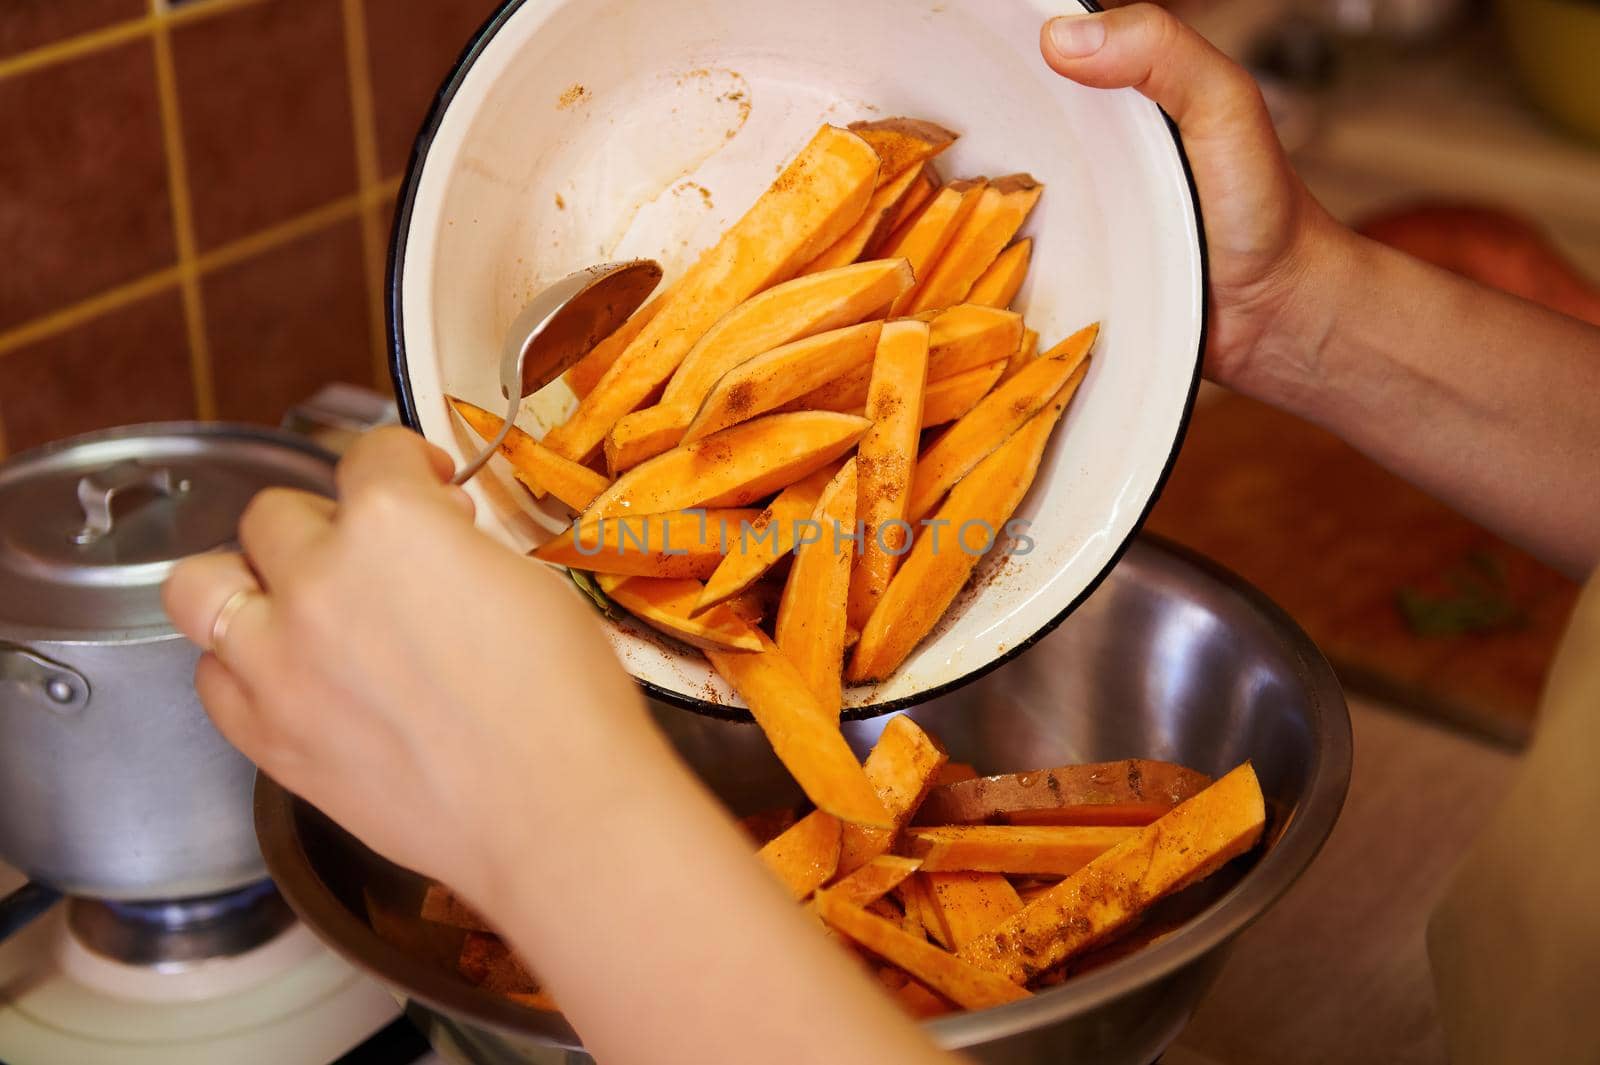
[452,259,663,485]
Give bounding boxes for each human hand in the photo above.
[162,427,651,908]
[1040,3,1348,395]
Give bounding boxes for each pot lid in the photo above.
[0,423,336,640]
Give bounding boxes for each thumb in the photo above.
[1040,4,1270,141]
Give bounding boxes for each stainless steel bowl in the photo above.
[255,537,1351,1065]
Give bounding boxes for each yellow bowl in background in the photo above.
[1498,0,1600,144]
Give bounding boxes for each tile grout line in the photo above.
[0,0,267,84]
[337,0,394,391]
[149,2,217,421]
[0,178,406,363]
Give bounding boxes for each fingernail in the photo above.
[1049,15,1107,58]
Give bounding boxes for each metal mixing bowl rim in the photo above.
[255,536,1352,1051]
[382,0,1212,723]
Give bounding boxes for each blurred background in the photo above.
[2,0,1597,746]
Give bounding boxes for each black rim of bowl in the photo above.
[383,0,1210,722]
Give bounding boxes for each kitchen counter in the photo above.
[1163,696,1517,1065]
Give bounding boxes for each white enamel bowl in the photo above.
[388,0,1206,717]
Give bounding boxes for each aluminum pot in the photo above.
[256,537,1352,1065]
[0,422,336,900]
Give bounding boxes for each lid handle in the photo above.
[73,460,190,547]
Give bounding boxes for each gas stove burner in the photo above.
[67,879,295,968]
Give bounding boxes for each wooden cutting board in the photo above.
[1144,392,1579,746]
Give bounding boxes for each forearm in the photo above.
[474,701,953,1065]
[1245,226,1600,579]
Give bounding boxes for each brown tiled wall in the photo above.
[0,0,501,458]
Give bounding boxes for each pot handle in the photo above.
[0,644,90,713]
[72,459,191,547]
[0,881,61,943]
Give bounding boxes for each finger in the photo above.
[193,652,263,754]
[1040,5,1270,139]
[337,426,455,501]
[445,483,477,521]
[163,551,262,649]
[238,488,334,589]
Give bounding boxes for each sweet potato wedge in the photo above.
[896,877,936,943]
[848,363,1084,682]
[1000,327,1040,382]
[775,461,858,716]
[584,411,870,519]
[757,810,842,900]
[885,179,987,316]
[803,163,935,274]
[903,825,1137,875]
[683,322,883,443]
[448,397,609,512]
[874,165,940,255]
[967,239,1032,309]
[562,287,669,399]
[905,343,1091,523]
[919,360,1006,428]
[924,873,1024,951]
[958,763,1267,983]
[420,883,493,932]
[533,508,759,579]
[913,759,1215,827]
[594,574,763,652]
[815,890,1032,1011]
[934,762,980,786]
[607,259,914,471]
[692,463,839,614]
[706,627,891,828]
[829,855,923,907]
[838,714,947,875]
[909,174,1043,314]
[785,303,1020,414]
[847,117,958,189]
[542,125,880,463]
[892,979,957,1018]
[458,932,541,996]
[740,806,799,846]
[846,320,929,630]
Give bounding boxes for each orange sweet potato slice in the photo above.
[683,322,883,443]
[814,891,1032,1010]
[958,763,1267,983]
[872,164,940,256]
[584,411,870,519]
[541,125,880,463]
[692,462,840,614]
[784,303,1020,414]
[909,175,1043,314]
[934,762,980,786]
[918,360,1005,428]
[1000,327,1040,382]
[847,117,958,189]
[902,826,1138,875]
[913,759,1214,827]
[757,810,842,900]
[448,397,609,512]
[739,806,799,846]
[532,508,758,580]
[706,627,891,828]
[607,259,914,472]
[775,461,858,716]
[458,932,541,995]
[562,286,669,399]
[891,978,957,1018]
[845,320,929,629]
[885,179,987,316]
[848,362,1086,682]
[828,855,923,907]
[420,883,493,932]
[905,342,1091,523]
[803,163,936,275]
[594,574,762,652]
[967,238,1032,309]
[924,873,1024,951]
[837,714,947,875]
